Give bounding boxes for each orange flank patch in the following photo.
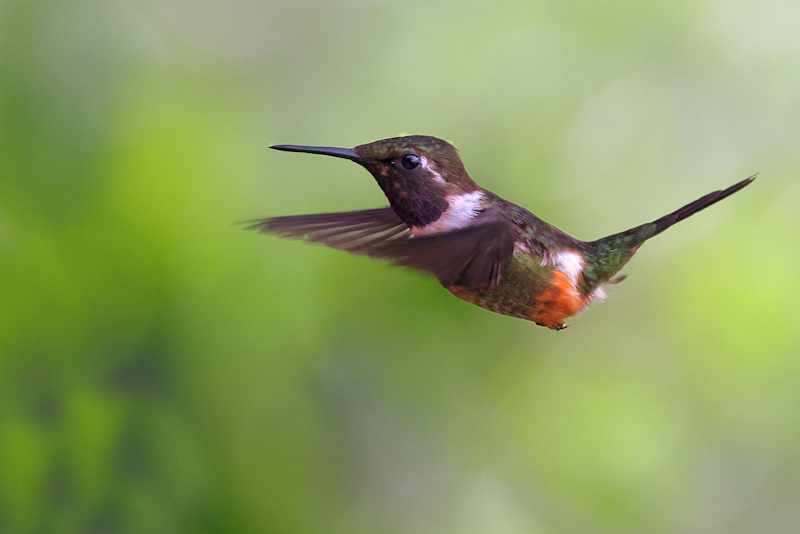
[531,270,589,330]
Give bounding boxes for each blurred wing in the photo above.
[245,208,516,287]
[371,220,516,287]
[244,208,409,252]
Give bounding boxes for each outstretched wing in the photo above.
[245,208,516,287]
[244,208,409,252]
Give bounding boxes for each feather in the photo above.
[245,208,516,287]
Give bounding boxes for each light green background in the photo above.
[1,1,798,533]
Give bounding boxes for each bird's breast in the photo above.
[409,190,484,236]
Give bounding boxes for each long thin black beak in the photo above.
[270,144,363,163]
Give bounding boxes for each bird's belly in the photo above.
[445,253,593,330]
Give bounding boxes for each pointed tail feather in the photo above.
[647,175,756,239]
[605,175,757,248]
[582,175,756,288]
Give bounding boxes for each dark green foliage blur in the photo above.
[1,1,799,532]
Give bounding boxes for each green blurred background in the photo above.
[1,0,799,532]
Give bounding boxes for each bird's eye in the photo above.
[401,153,420,170]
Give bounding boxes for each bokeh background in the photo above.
[2,0,799,532]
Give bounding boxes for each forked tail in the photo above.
[582,175,756,288]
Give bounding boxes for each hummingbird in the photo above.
[247,135,754,330]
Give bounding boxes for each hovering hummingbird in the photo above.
[247,136,754,330]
